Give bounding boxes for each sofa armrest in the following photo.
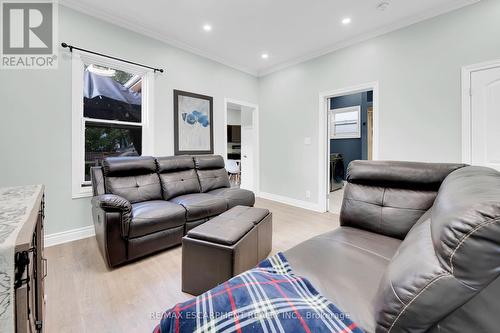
[340,160,466,239]
[91,194,132,237]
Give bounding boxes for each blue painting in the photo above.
[181,110,210,127]
[176,93,213,153]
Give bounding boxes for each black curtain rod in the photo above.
[61,42,164,73]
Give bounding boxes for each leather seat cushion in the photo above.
[207,188,255,208]
[284,227,401,333]
[129,200,186,238]
[169,193,227,221]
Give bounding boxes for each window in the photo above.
[72,53,154,198]
[330,106,361,139]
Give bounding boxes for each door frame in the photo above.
[318,81,380,212]
[461,59,500,164]
[224,98,260,195]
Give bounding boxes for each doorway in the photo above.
[462,59,500,171]
[224,98,260,194]
[318,82,379,213]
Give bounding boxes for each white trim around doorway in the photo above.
[223,98,260,195]
[317,81,380,212]
[461,58,500,164]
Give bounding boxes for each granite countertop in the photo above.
[0,185,43,246]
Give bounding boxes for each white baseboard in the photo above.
[258,192,324,212]
[45,225,95,247]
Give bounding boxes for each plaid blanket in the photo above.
[154,253,364,333]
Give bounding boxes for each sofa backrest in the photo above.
[157,156,201,200]
[102,156,162,204]
[340,160,465,239]
[194,155,230,192]
[374,166,500,332]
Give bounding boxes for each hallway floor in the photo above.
[328,187,345,214]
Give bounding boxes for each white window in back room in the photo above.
[72,53,154,198]
[330,106,361,139]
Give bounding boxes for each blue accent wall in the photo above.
[330,91,372,178]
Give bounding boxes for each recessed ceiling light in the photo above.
[261,53,269,59]
[203,24,212,32]
[342,17,352,25]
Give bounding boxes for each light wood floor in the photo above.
[44,198,340,332]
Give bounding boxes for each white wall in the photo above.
[2,1,500,237]
[258,0,500,207]
[0,6,258,235]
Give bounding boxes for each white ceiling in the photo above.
[61,0,479,76]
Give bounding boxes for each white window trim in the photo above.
[329,105,361,139]
[71,51,155,199]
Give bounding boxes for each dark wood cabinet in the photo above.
[14,188,45,333]
[227,125,241,143]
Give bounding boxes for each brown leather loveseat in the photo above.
[91,155,254,267]
[285,160,500,332]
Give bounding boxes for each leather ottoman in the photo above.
[181,206,273,295]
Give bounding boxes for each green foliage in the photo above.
[113,70,134,85]
[85,126,131,152]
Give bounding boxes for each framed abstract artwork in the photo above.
[173,90,214,155]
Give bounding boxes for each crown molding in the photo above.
[59,0,480,78]
[257,0,480,77]
[59,0,259,76]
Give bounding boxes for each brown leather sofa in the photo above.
[285,160,500,333]
[90,155,254,267]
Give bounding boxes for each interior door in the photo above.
[471,66,500,171]
[240,108,254,191]
[367,106,373,160]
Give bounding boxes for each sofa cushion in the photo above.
[103,156,158,177]
[346,160,466,190]
[341,184,436,239]
[207,188,255,208]
[431,166,500,287]
[285,227,401,333]
[374,166,500,333]
[157,156,201,200]
[129,200,186,238]
[157,155,195,173]
[103,157,162,203]
[194,155,225,169]
[106,174,162,204]
[340,161,465,240]
[194,155,230,192]
[169,193,227,221]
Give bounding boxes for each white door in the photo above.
[471,66,500,171]
[240,107,255,191]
